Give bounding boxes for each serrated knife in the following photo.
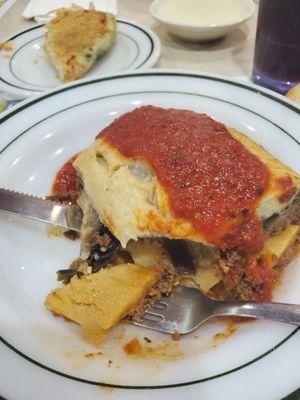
[0,188,82,231]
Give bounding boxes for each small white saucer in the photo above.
[150,0,255,41]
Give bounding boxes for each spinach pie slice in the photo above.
[44,8,116,82]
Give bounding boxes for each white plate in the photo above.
[0,21,161,98]
[0,70,299,400]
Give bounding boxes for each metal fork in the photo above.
[134,286,300,334]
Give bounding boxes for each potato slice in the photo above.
[45,263,160,345]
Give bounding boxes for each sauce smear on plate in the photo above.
[52,154,80,198]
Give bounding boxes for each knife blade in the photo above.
[0,188,82,231]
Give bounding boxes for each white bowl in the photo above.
[150,0,255,41]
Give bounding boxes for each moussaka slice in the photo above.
[44,9,116,82]
[46,106,299,345]
[73,106,300,301]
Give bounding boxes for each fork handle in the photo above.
[213,301,300,325]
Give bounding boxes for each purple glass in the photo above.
[252,0,300,94]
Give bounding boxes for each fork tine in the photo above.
[150,301,168,311]
[132,286,212,334]
[133,288,189,333]
[134,311,177,334]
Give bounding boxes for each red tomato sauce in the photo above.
[276,176,297,203]
[52,154,80,197]
[98,106,270,253]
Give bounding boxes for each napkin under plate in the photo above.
[23,0,118,21]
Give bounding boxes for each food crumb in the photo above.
[144,337,152,343]
[63,229,80,240]
[47,226,79,241]
[123,337,182,360]
[123,337,141,355]
[171,331,180,341]
[0,101,7,113]
[47,225,67,238]
[100,385,114,392]
[107,359,113,367]
[0,41,13,51]
[213,320,237,341]
[84,351,103,359]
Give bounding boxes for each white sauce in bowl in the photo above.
[157,0,246,26]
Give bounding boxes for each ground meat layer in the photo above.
[211,231,300,301]
[263,192,300,237]
[57,190,300,304]
[128,268,179,321]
